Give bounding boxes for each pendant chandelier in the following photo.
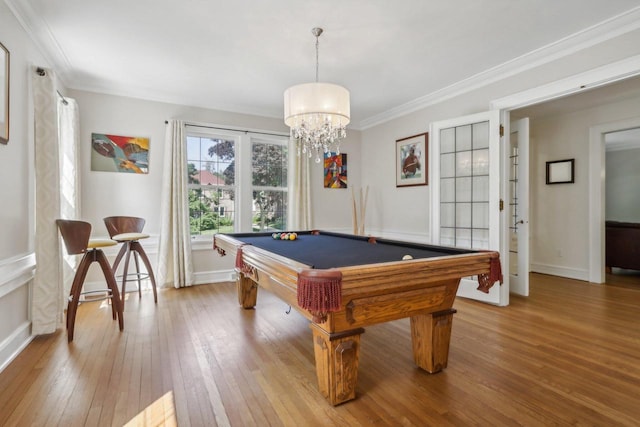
[284,27,350,163]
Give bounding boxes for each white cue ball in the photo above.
[402,254,413,260]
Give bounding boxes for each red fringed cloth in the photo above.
[477,255,503,293]
[235,245,255,276]
[235,245,245,269]
[297,270,343,323]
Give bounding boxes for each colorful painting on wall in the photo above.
[91,133,149,174]
[324,152,347,188]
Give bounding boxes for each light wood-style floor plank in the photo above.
[0,273,639,426]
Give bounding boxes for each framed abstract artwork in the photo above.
[91,133,149,174]
[324,152,347,188]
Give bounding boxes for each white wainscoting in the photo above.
[0,253,36,373]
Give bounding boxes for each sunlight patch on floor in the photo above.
[124,391,177,427]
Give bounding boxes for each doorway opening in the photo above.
[496,73,640,288]
[603,127,640,289]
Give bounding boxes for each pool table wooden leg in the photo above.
[410,308,457,373]
[236,274,258,308]
[310,324,365,406]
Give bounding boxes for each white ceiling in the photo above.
[8,0,640,128]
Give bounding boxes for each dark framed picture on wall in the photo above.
[0,41,9,145]
[546,158,574,184]
[396,132,428,187]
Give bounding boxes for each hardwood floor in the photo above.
[1,273,639,426]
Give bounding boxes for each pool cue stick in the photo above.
[351,187,358,235]
[358,187,363,234]
[360,186,369,235]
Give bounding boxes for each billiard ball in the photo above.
[402,254,413,260]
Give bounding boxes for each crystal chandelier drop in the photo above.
[284,28,350,163]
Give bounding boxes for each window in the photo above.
[252,139,288,231]
[186,134,236,236]
[186,127,288,238]
[214,206,225,217]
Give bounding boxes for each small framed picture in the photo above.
[324,152,347,188]
[0,42,9,144]
[91,133,150,174]
[546,159,574,184]
[396,133,428,187]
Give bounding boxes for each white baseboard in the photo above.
[83,269,237,292]
[0,321,33,374]
[193,269,235,285]
[530,262,590,282]
[365,228,431,244]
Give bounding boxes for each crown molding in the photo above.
[358,6,640,130]
[69,81,285,121]
[5,0,73,84]
[8,1,640,129]
[490,54,640,110]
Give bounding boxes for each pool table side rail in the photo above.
[214,233,500,327]
[214,233,497,289]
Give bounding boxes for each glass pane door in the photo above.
[509,134,519,274]
[431,110,505,305]
[509,118,529,296]
[439,121,490,250]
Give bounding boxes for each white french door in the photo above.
[508,118,530,296]
[431,110,508,305]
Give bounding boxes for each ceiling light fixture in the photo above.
[284,27,350,163]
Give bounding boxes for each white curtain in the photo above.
[31,68,61,335]
[58,97,81,303]
[157,120,194,288]
[287,140,312,229]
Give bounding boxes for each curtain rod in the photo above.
[57,91,69,105]
[35,67,69,105]
[165,120,288,138]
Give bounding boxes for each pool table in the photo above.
[214,230,502,405]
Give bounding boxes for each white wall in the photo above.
[360,27,640,264]
[0,1,50,370]
[70,89,362,287]
[606,147,640,222]
[3,2,640,371]
[0,1,362,367]
[528,97,640,279]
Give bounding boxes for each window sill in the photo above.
[191,236,215,251]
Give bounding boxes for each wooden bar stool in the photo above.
[103,216,158,306]
[56,219,124,342]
